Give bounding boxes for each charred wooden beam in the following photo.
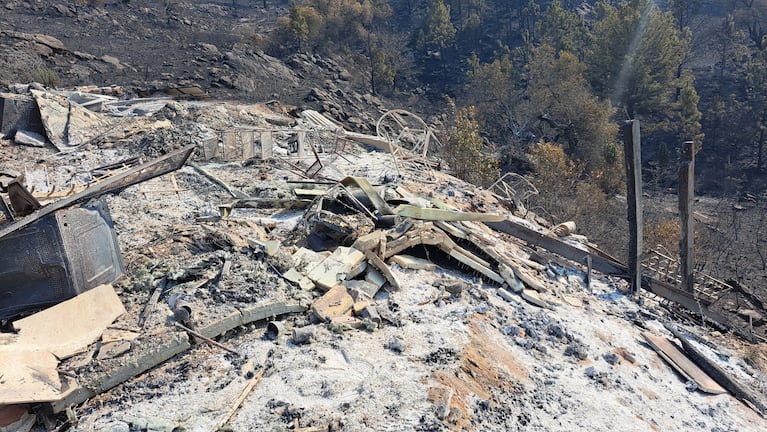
[623,120,643,295]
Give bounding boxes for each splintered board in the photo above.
[13,284,125,358]
[642,332,727,395]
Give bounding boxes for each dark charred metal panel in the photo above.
[0,93,44,138]
[0,199,124,320]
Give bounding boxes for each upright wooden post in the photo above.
[623,120,643,295]
[679,141,695,293]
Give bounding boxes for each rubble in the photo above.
[0,85,765,432]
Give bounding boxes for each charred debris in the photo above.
[0,85,765,431]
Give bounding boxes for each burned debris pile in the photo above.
[1,85,766,432]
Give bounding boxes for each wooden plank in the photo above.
[216,368,264,430]
[0,348,60,404]
[521,289,548,308]
[642,332,727,394]
[13,284,125,359]
[239,303,307,325]
[484,220,627,277]
[434,221,467,239]
[197,310,245,340]
[449,242,492,269]
[666,326,767,415]
[293,188,327,197]
[512,265,547,292]
[679,141,695,293]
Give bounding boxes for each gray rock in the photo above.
[547,324,566,339]
[73,51,96,60]
[33,34,65,50]
[386,336,405,353]
[500,324,521,336]
[198,43,221,56]
[33,43,53,57]
[53,4,73,16]
[564,342,589,360]
[515,337,532,350]
[603,353,620,366]
[101,55,124,70]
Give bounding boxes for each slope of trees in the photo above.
[264,0,767,197]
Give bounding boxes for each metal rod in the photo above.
[173,321,240,356]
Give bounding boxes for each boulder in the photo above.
[32,34,65,51]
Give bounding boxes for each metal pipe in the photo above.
[265,321,285,340]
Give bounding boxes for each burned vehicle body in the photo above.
[0,199,124,320]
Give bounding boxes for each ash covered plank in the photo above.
[642,332,726,395]
[484,219,627,277]
[13,284,125,358]
[0,145,195,239]
[51,331,191,413]
[0,348,60,404]
[667,326,767,415]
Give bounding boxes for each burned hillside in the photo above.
[1,1,767,431]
